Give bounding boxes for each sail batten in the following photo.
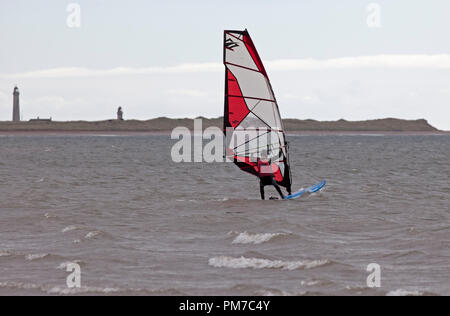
[223,29,292,191]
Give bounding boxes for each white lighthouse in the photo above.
[12,86,20,122]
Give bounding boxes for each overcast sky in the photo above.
[1,0,449,130]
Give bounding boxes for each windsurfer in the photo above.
[257,152,285,200]
[223,30,293,200]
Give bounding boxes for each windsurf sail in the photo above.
[223,29,292,191]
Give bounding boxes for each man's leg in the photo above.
[260,180,265,200]
[271,178,285,199]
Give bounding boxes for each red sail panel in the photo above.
[243,34,268,77]
[226,70,249,128]
[234,155,283,183]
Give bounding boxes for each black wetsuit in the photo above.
[259,172,285,201]
[257,158,285,200]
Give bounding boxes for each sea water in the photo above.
[0,134,448,295]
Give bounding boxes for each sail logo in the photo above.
[225,39,239,50]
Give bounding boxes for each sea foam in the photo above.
[386,289,425,296]
[231,232,286,245]
[209,256,330,271]
[84,231,102,239]
[47,286,122,295]
[61,225,77,233]
[0,251,12,258]
[0,281,42,291]
[25,253,49,261]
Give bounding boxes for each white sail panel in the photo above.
[227,65,274,100]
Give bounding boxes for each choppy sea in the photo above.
[0,134,448,295]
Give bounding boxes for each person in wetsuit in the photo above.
[257,152,285,200]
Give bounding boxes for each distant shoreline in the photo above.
[0,117,447,135]
[0,131,448,137]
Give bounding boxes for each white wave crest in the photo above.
[25,253,49,261]
[257,289,309,296]
[209,256,330,271]
[0,281,42,290]
[0,251,12,258]
[386,289,425,296]
[84,231,101,239]
[301,280,321,286]
[61,225,77,233]
[0,282,119,295]
[47,286,122,295]
[0,281,161,296]
[231,232,286,245]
